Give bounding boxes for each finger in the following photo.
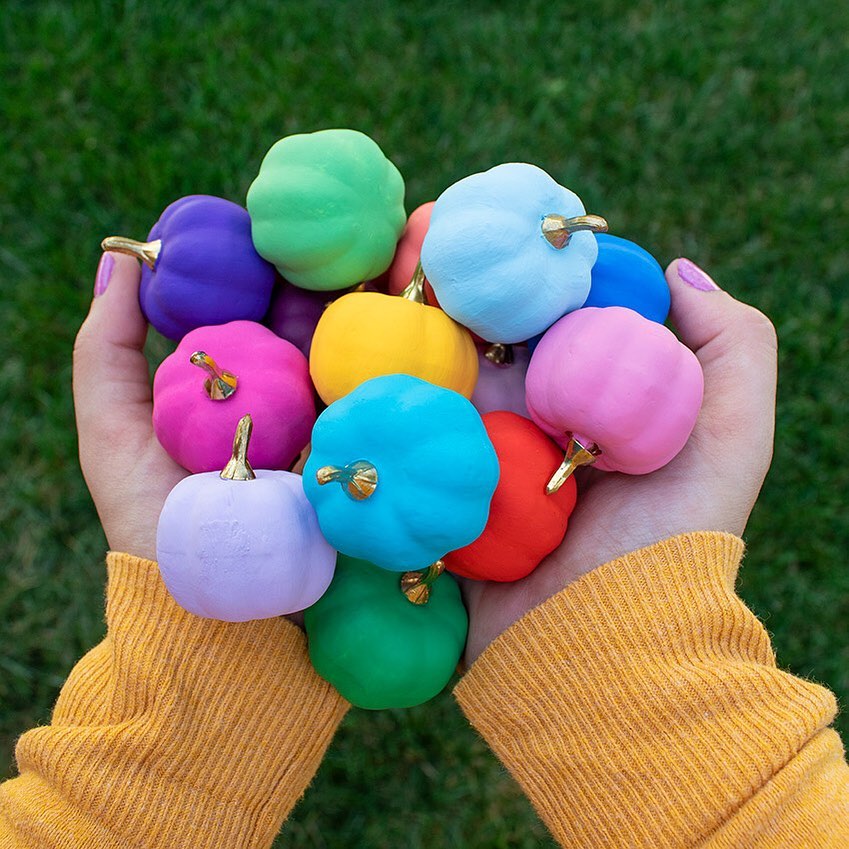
[73,252,152,435]
[666,257,777,479]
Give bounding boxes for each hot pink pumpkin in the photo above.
[525,306,703,479]
[153,320,316,473]
[157,415,335,621]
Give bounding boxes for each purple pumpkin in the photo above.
[265,283,329,358]
[102,195,277,341]
[157,416,336,621]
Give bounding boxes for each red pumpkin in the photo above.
[444,411,577,582]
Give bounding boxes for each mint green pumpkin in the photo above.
[304,554,468,710]
[246,129,406,291]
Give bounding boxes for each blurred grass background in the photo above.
[1,1,847,846]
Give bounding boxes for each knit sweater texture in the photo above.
[1,532,847,847]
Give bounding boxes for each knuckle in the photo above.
[736,305,778,352]
[72,319,99,365]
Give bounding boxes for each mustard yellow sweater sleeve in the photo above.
[0,553,349,849]
[455,531,849,847]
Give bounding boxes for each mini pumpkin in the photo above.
[584,234,670,323]
[525,307,704,491]
[304,554,468,710]
[303,374,500,571]
[157,416,336,621]
[102,195,277,341]
[246,129,406,290]
[309,270,478,404]
[153,320,315,473]
[470,344,531,418]
[444,412,577,582]
[387,201,435,295]
[420,163,606,343]
[265,282,328,358]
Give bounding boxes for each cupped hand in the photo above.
[73,253,187,561]
[462,259,778,664]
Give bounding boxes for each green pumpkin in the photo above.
[246,129,406,291]
[304,554,468,709]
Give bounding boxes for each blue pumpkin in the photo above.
[420,163,603,344]
[583,234,670,323]
[303,374,500,571]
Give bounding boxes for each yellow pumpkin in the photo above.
[309,271,478,404]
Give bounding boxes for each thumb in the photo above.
[666,257,777,491]
[73,252,152,439]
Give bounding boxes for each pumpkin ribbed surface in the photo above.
[247,129,406,290]
[309,292,478,404]
[526,307,704,475]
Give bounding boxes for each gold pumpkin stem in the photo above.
[190,351,238,400]
[400,560,446,606]
[220,415,256,481]
[316,460,378,501]
[484,343,514,367]
[100,236,162,269]
[400,262,427,304]
[541,214,609,249]
[546,436,600,494]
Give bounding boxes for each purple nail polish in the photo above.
[94,252,115,297]
[677,257,720,291]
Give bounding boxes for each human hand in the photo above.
[73,252,187,561]
[462,258,778,664]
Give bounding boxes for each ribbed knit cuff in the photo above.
[455,532,839,847]
[0,553,349,849]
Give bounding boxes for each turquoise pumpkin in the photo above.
[420,162,603,343]
[303,374,500,571]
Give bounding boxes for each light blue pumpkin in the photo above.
[303,374,500,571]
[583,234,670,324]
[420,163,599,343]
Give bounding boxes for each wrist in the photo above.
[455,532,837,847]
[22,551,349,848]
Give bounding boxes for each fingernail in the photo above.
[677,257,720,291]
[94,252,115,297]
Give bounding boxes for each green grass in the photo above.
[1,1,848,846]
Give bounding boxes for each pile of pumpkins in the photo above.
[103,129,704,710]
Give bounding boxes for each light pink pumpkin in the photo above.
[525,307,703,475]
[153,320,316,473]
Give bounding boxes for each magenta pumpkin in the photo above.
[153,320,316,473]
[525,307,703,489]
[157,415,336,621]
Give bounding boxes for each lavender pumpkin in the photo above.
[471,344,531,419]
[102,195,277,341]
[156,415,336,621]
